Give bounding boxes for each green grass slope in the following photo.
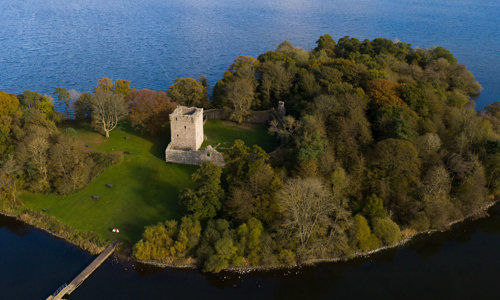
[21,120,277,244]
[202,119,278,152]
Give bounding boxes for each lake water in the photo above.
[1,0,500,298]
[2,204,500,299]
[0,0,498,108]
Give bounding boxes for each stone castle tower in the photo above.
[168,106,204,150]
[165,106,225,167]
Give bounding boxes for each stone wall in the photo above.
[169,106,204,150]
[165,144,225,167]
[203,109,273,124]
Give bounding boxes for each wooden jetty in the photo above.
[47,241,119,300]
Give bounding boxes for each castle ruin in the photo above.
[165,106,225,167]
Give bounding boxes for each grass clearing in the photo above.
[22,123,196,243]
[21,120,277,244]
[202,119,278,152]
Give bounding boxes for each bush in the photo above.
[278,249,296,266]
[409,212,430,231]
[372,218,402,246]
[354,214,381,251]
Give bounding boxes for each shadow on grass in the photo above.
[114,161,194,243]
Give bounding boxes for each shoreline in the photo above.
[132,199,500,273]
[1,198,498,273]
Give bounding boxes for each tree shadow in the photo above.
[115,163,193,244]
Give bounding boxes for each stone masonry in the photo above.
[168,106,204,150]
[165,106,225,167]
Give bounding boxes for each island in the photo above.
[1,35,499,275]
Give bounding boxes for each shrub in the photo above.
[354,214,381,251]
[372,218,402,246]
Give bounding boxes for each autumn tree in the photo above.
[19,90,61,122]
[277,177,336,245]
[15,126,52,192]
[167,77,208,108]
[213,56,258,122]
[224,77,255,123]
[257,60,296,108]
[128,89,177,135]
[196,219,239,272]
[133,216,201,262]
[113,79,134,99]
[314,34,336,57]
[90,89,128,138]
[0,91,20,158]
[73,93,93,120]
[369,138,421,221]
[94,77,134,99]
[353,214,380,251]
[366,79,406,108]
[94,77,113,93]
[372,218,401,246]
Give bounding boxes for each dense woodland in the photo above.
[0,35,499,272]
[133,36,500,272]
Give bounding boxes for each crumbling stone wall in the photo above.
[166,106,225,167]
[165,145,225,167]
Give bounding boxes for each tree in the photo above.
[94,77,113,93]
[363,194,387,221]
[0,158,21,209]
[0,91,20,156]
[15,126,52,192]
[73,93,92,120]
[353,214,380,251]
[19,89,44,108]
[113,79,134,99]
[90,89,128,138]
[168,77,208,108]
[277,177,338,245]
[19,90,61,122]
[314,34,336,57]
[53,87,70,117]
[226,163,281,224]
[212,55,258,114]
[257,61,296,108]
[128,89,177,135]
[0,91,20,117]
[180,162,224,220]
[483,101,500,133]
[366,79,406,108]
[372,218,401,246]
[370,138,421,221]
[224,77,255,123]
[371,138,421,196]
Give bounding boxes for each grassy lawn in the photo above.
[202,119,278,152]
[21,120,277,244]
[22,123,196,243]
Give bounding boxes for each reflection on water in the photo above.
[1,203,499,299]
[76,203,500,299]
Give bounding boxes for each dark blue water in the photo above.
[0,0,498,108]
[1,1,500,298]
[2,204,500,299]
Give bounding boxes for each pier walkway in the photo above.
[47,240,119,300]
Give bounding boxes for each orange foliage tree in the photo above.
[366,79,407,108]
[128,89,177,135]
